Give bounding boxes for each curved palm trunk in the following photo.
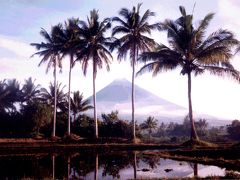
[187,72,198,140]
[67,55,73,135]
[53,61,57,137]
[93,63,98,139]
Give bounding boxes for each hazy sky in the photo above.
[0,0,240,119]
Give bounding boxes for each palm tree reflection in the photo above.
[133,151,137,179]
[52,155,55,180]
[94,154,99,180]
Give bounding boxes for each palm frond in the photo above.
[139,9,155,26]
[195,13,214,41]
[112,26,130,36]
[203,65,240,82]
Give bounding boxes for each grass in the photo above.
[181,138,218,148]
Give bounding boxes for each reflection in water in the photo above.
[0,151,234,179]
[188,163,198,177]
[67,156,70,180]
[94,154,98,180]
[52,155,55,180]
[194,163,198,177]
[133,151,137,179]
[141,154,161,169]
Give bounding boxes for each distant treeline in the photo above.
[0,78,133,138]
[0,78,239,142]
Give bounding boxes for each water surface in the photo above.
[0,151,236,179]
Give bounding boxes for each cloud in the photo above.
[217,0,240,37]
[0,35,34,57]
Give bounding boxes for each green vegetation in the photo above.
[111,3,159,143]
[137,6,239,142]
[1,79,239,145]
[140,116,158,140]
[0,78,92,138]
[31,25,63,137]
[74,10,113,139]
[0,4,240,145]
[140,115,239,144]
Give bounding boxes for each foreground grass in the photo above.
[130,171,240,180]
[181,139,218,148]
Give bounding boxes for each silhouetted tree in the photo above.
[111,4,158,142]
[140,116,158,140]
[75,9,113,138]
[71,91,93,122]
[138,6,239,140]
[227,120,240,140]
[31,25,63,137]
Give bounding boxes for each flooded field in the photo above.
[0,150,238,179]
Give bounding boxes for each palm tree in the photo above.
[21,77,41,105]
[70,91,93,122]
[40,82,67,113]
[0,80,11,113]
[137,6,239,140]
[76,9,113,138]
[5,79,22,113]
[64,19,80,136]
[111,4,158,142]
[31,25,63,137]
[54,18,81,135]
[140,116,158,140]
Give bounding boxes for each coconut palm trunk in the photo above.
[131,45,137,142]
[67,54,73,135]
[149,129,152,141]
[93,63,98,139]
[187,72,198,140]
[53,59,57,137]
[132,60,136,142]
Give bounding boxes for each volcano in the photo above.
[88,79,188,121]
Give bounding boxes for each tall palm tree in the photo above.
[137,6,239,140]
[76,9,113,138]
[64,19,80,136]
[31,25,63,137]
[71,91,93,122]
[54,18,81,135]
[111,4,158,142]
